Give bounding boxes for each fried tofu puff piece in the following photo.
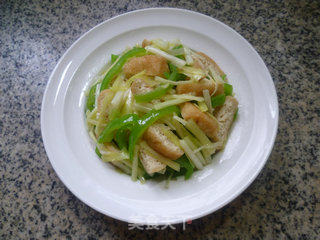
[143,123,184,160]
[123,55,169,78]
[176,79,215,96]
[181,102,220,141]
[139,144,166,175]
[214,96,238,149]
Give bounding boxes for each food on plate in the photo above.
[85,38,238,184]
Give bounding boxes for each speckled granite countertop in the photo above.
[1,0,319,239]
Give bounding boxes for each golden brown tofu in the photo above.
[214,81,225,96]
[193,52,226,77]
[123,55,169,78]
[143,124,184,160]
[214,96,238,148]
[181,102,220,141]
[142,39,151,48]
[192,52,226,96]
[176,79,215,96]
[139,146,166,175]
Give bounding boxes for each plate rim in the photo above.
[41,7,279,224]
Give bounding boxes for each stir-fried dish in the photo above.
[85,39,238,184]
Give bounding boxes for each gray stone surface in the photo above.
[1,0,319,239]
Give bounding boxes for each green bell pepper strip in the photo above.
[169,70,178,81]
[134,63,179,103]
[172,44,183,50]
[211,94,226,108]
[168,63,179,82]
[111,54,119,63]
[177,73,187,81]
[115,126,131,150]
[164,70,186,81]
[100,48,147,91]
[168,63,177,73]
[95,147,102,158]
[176,55,185,60]
[224,83,233,96]
[134,84,171,102]
[86,83,97,111]
[164,72,170,79]
[233,108,239,121]
[128,105,180,160]
[98,114,139,143]
[176,155,194,180]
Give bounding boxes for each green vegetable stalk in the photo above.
[176,155,194,180]
[100,48,147,91]
[86,83,97,111]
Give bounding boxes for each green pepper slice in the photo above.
[224,83,233,96]
[211,94,226,108]
[172,44,183,50]
[98,114,139,143]
[95,147,102,158]
[86,83,97,111]
[100,48,147,91]
[115,126,131,150]
[134,84,171,102]
[111,54,119,63]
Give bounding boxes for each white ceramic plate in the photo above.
[41,8,278,225]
